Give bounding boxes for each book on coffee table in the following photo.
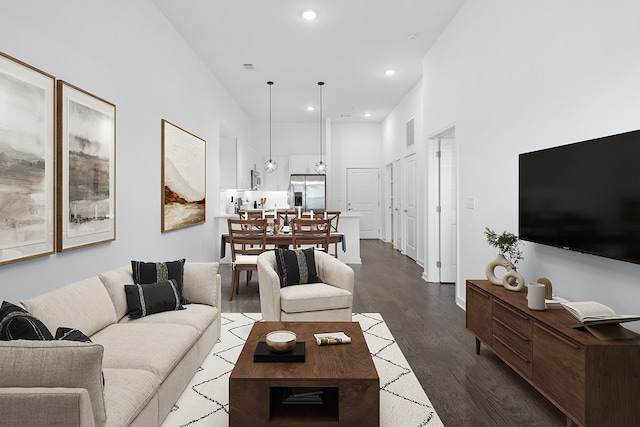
[314,332,351,345]
[281,387,324,405]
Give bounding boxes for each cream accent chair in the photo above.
[257,250,354,321]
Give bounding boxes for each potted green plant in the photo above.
[484,227,525,290]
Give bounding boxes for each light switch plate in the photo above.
[465,197,475,210]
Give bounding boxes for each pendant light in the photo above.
[264,81,278,173]
[314,81,327,174]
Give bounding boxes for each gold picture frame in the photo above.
[57,81,116,251]
[0,51,56,266]
[161,119,206,232]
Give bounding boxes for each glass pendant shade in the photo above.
[264,158,277,173]
[314,160,327,174]
[264,81,277,173]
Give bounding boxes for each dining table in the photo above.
[220,232,346,258]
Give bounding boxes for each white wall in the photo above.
[422,0,640,330]
[0,1,253,302]
[331,123,383,212]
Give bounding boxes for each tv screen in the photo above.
[519,129,640,264]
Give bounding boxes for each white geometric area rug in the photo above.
[162,313,444,427]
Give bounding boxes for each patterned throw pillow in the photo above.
[0,301,54,341]
[274,248,321,288]
[124,280,185,318]
[0,301,53,341]
[131,259,188,304]
[55,327,92,342]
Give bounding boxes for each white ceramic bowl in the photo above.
[266,330,297,353]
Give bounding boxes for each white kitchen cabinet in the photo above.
[236,140,266,190]
[236,139,251,190]
[220,135,237,188]
[263,155,290,190]
[290,155,318,174]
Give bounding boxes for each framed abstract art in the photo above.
[57,81,116,251]
[161,119,206,232]
[0,51,56,266]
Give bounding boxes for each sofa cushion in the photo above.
[21,276,117,336]
[124,280,185,318]
[91,323,199,380]
[118,304,218,334]
[131,259,187,303]
[0,301,53,341]
[98,266,134,320]
[280,283,353,314]
[183,262,219,306]
[101,368,160,427]
[274,248,321,287]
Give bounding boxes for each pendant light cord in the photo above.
[318,81,324,162]
[268,81,273,159]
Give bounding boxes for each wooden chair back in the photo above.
[227,218,267,259]
[291,218,331,252]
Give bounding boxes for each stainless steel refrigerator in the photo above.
[289,174,326,211]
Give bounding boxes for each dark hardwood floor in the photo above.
[220,239,566,426]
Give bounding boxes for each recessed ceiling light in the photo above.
[307,105,315,111]
[363,113,372,118]
[384,69,396,76]
[301,9,317,20]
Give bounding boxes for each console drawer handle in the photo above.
[536,323,582,351]
[496,301,528,321]
[493,334,531,363]
[494,317,530,342]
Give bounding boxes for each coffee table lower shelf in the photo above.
[231,380,377,426]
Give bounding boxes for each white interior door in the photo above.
[393,160,402,250]
[347,168,380,239]
[384,163,393,243]
[404,154,417,260]
[439,136,457,283]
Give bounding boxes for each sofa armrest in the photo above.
[0,387,95,427]
[183,262,221,308]
[315,251,355,294]
[257,251,282,321]
[0,340,105,426]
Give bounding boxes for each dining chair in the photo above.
[227,218,267,301]
[291,217,331,253]
[313,211,341,257]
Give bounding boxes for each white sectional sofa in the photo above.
[0,262,221,427]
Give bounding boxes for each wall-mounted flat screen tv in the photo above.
[519,129,640,264]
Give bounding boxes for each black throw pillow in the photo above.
[0,301,53,341]
[131,259,188,304]
[274,248,321,288]
[124,280,185,318]
[55,327,92,342]
[56,327,105,389]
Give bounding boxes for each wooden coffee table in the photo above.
[229,321,379,426]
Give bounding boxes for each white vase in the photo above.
[485,253,515,286]
[502,269,525,292]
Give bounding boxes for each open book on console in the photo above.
[560,301,640,326]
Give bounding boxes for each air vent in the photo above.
[243,63,254,70]
[340,114,352,118]
[406,117,415,147]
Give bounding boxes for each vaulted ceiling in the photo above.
[153,0,466,123]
